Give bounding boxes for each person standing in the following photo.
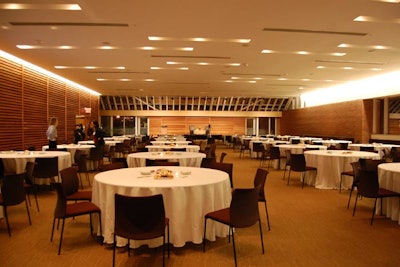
[46,117,58,149]
[91,121,105,146]
[74,124,84,144]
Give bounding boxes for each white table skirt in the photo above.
[0,151,71,176]
[146,145,200,153]
[127,152,206,167]
[304,150,380,189]
[92,167,232,247]
[348,143,400,158]
[42,144,94,163]
[378,163,400,224]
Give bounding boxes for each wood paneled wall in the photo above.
[0,56,99,150]
[280,99,373,143]
[148,116,245,136]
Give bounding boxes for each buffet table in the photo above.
[377,163,400,224]
[92,166,231,247]
[304,150,380,189]
[127,151,206,167]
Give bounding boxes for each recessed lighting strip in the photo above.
[0,3,81,10]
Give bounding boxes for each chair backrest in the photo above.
[98,162,125,172]
[1,173,26,206]
[74,149,84,164]
[53,183,68,218]
[25,161,35,185]
[59,167,80,196]
[219,152,227,163]
[230,186,261,228]
[289,154,307,172]
[291,139,300,144]
[200,157,217,168]
[170,147,186,152]
[34,157,59,178]
[209,162,234,188]
[253,142,264,152]
[357,159,385,198]
[253,168,269,201]
[360,146,375,153]
[339,142,349,150]
[284,150,292,165]
[76,153,89,172]
[89,146,104,161]
[147,160,179,166]
[350,161,361,184]
[110,157,128,168]
[270,146,281,160]
[114,194,166,239]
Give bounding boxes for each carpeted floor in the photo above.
[1,144,399,267]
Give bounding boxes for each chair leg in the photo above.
[352,194,359,216]
[287,170,291,185]
[167,223,170,257]
[162,235,165,267]
[371,198,377,225]
[347,187,354,209]
[264,202,271,231]
[339,175,343,193]
[203,218,207,252]
[51,217,56,241]
[58,219,66,255]
[4,206,11,236]
[112,234,116,267]
[24,198,32,225]
[258,219,265,254]
[231,230,237,267]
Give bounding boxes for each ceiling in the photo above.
[1,0,400,111]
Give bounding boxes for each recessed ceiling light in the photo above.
[338,43,351,48]
[375,0,400,3]
[296,51,310,55]
[261,49,274,54]
[0,3,81,10]
[343,67,353,70]
[331,52,346,56]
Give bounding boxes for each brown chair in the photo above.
[209,162,234,188]
[59,167,92,202]
[340,161,357,193]
[113,194,169,267]
[346,161,361,209]
[200,157,217,168]
[87,146,105,171]
[219,152,227,163]
[239,139,250,157]
[360,146,376,153]
[33,157,59,184]
[146,159,180,166]
[352,159,399,225]
[24,161,39,211]
[252,142,265,158]
[50,182,102,255]
[75,153,91,188]
[170,147,186,152]
[98,162,125,172]
[287,154,317,188]
[110,157,128,168]
[253,168,271,230]
[203,186,264,267]
[259,144,271,168]
[0,173,32,236]
[282,149,291,180]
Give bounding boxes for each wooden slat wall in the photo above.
[0,56,99,151]
[389,119,400,135]
[148,116,246,136]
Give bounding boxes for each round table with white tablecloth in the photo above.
[42,144,95,163]
[377,163,400,224]
[304,150,380,189]
[127,151,206,167]
[145,144,200,152]
[92,166,231,247]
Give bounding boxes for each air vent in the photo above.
[9,22,129,27]
[263,27,367,36]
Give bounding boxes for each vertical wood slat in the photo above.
[0,56,99,151]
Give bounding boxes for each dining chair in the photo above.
[170,147,186,152]
[87,146,105,171]
[259,144,270,168]
[209,162,234,188]
[239,139,250,157]
[0,172,32,236]
[339,161,357,193]
[50,182,102,255]
[219,152,227,163]
[253,168,271,230]
[24,161,40,211]
[98,161,125,172]
[59,167,92,202]
[346,161,361,209]
[113,194,169,267]
[200,157,217,168]
[287,154,317,188]
[352,159,400,225]
[203,186,264,267]
[33,157,59,185]
[359,146,376,153]
[252,142,265,159]
[282,149,292,180]
[75,153,91,188]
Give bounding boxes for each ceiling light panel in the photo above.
[148,36,251,43]
[0,3,81,10]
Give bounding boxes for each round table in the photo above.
[0,150,71,175]
[145,145,200,152]
[275,144,327,155]
[127,151,206,167]
[42,144,95,163]
[150,141,191,145]
[92,166,232,247]
[304,150,381,189]
[378,163,400,224]
[348,143,400,158]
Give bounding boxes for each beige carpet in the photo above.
[1,144,400,267]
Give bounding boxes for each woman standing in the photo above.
[46,117,58,149]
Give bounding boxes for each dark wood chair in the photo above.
[50,182,102,255]
[339,161,358,193]
[24,161,39,211]
[59,167,92,202]
[287,153,317,188]
[219,152,227,163]
[209,162,234,188]
[203,186,264,267]
[253,168,271,230]
[33,157,59,185]
[113,194,169,267]
[0,173,32,236]
[352,159,398,225]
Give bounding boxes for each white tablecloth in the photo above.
[304,150,380,189]
[348,143,400,158]
[42,144,94,163]
[276,144,327,155]
[92,166,231,247]
[378,163,400,224]
[127,152,206,167]
[0,150,71,176]
[150,141,191,145]
[249,140,289,158]
[78,140,121,146]
[146,145,200,152]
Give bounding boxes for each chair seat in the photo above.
[205,207,230,225]
[305,166,317,171]
[341,170,354,176]
[66,190,92,201]
[378,188,400,197]
[64,202,100,218]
